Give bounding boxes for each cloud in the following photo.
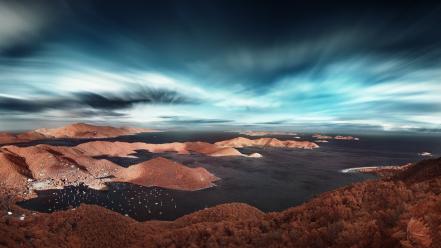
[65,109,127,118]
[0,96,71,113]
[159,116,232,125]
[0,87,199,114]
[412,127,441,133]
[0,1,53,52]
[255,120,291,125]
[1,1,441,131]
[76,88,199,109]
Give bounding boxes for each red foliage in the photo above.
[0,158,440,247]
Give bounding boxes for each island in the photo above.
[215,137,319,149]
[0,123,156,145]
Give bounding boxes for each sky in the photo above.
[1,0,441,132]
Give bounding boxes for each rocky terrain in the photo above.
[34,123,155,139]
[0,144,121,192]
[0,131,48,145]
[0,143,220,194]
[312,134,334,140]
[0,157,440,247]
[215,137,319,149]
[342,163,413,177]
[240,131,298,136]
[0,123,155,145]
[76,140,261,158]
[313,134,359,141]
[114,157,219,191]
[334,135,359,140]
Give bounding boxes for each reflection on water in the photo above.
[17,132,441,221]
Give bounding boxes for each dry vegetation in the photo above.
[1,158,440,247]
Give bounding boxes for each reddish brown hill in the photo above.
[0,132,18,144]
[0,123,155,145]
[4,145,90,179]
[343,163,413,177]
[0,131,46,145]
[393,157,441,183]
[0,144,220,192]
[0,149,32,190]
[312,134,333,139]
[15,131,48,141]
[173,202,264,226]
[334,135,359,140]
[0,203,263,248]
[1,145,121,191]
[215,137,319,149]
[312,134,360,141]
[184,141,245,156]
[240,131,297,136]
[114,157,219,191]
[1,157,440,247]
[76,140,254,157]
[75,141,154,157]
[34,123,154,139]
[0,204,144,248]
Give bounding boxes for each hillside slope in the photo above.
[1,158,440,247]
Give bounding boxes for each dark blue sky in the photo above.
[1,0,441,132]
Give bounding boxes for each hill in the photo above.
[1,158,440,247]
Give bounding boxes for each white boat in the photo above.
[419,152,432,157]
